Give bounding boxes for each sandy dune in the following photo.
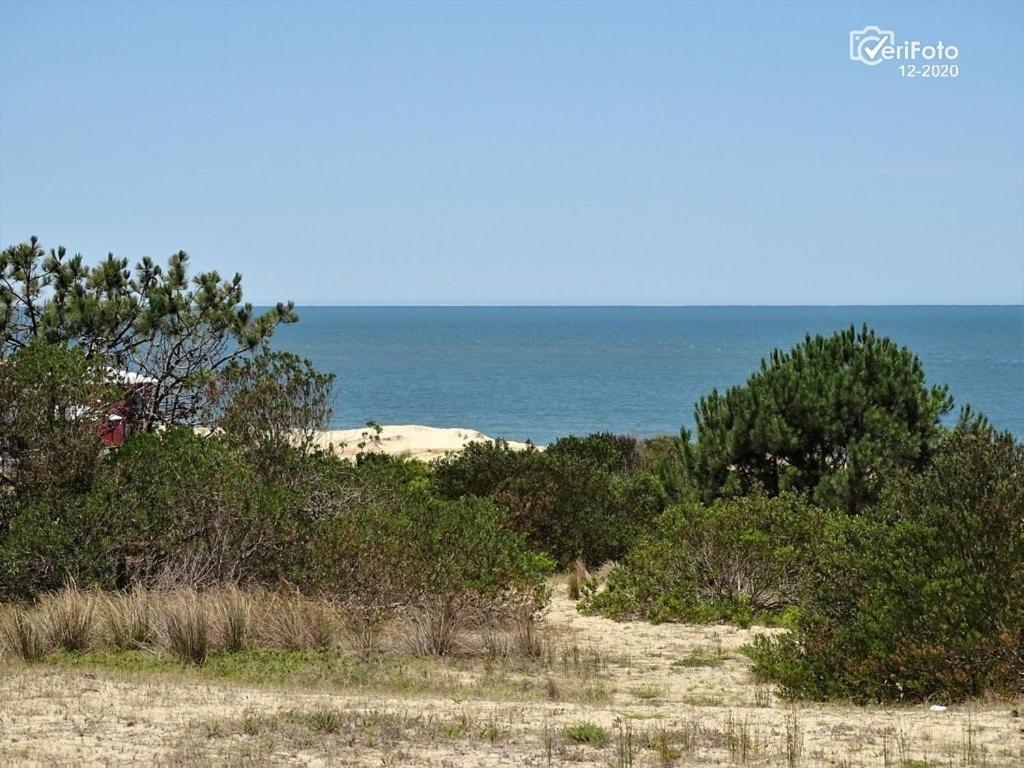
[312,424,534,462]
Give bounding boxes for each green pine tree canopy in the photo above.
[0,236,296,427]
[692,325,954,513]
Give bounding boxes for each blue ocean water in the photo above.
[270,306,1024,443]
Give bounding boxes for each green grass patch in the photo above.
[41,647,609,704]
[630,684,662,701]
[672,647,725,669]
[563,721,610,746]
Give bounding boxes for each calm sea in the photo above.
[270,306,1024,443]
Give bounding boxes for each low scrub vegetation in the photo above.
[749,430,1023,702]
[581,493,818,626]
[433,434,669,566]
[308,493,551,654]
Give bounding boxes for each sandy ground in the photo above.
[312,424,533,462]
[0,588,1020,767]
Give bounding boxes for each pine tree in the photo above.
[1,236,297,427]
[693,325,953,513]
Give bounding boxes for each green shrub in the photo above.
[351,451,433,495]
[207,349,335,481]
[0,492,116,598]
[546,433,642,473]
[83,428,307,586]
[434,436,667,566]
[0,415,441,600]
[1,426,339,597]
[752,430,1023,702]
[0,341,114,500]
[500,455,665,566]
[639,430,699,504]
[581,493,821,624]
[432,439,537,499]
[308,493,552,651]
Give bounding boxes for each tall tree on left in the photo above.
[0,236,297,428]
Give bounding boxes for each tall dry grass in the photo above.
[213,585,251,652]
[158,592,210,665]
[566,559,590,601]
[340,605,386,655]
[408,596,465,656]
[0,605,46,661]
[257,587,339,651]
[103,587,154,650]
[39,583,96,652]
[0,582,551,666]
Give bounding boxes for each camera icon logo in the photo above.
[850,26,895,66]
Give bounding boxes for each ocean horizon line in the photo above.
[260,303,1024,309]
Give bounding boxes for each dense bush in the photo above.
[0,429,308,597]
[581,493,820,625]
[307,493,552,652]
[693,325,953,513]
[545,433,643,473]
[750,430,1023,702]
[637,430,699,504]
[432,438,537,499]
[434,437,667,566]
[0,341,115,499]
[207,349,335,479]
[0,343,120,597]
[90,428,311,586]
[494,454,666,566]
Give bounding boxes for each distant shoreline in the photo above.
[312,424,533,462]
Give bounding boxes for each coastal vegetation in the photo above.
[1,238,1021,741]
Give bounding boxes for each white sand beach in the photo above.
[312,424,534,462]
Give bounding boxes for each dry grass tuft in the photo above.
[256,588,338,651]
[482,623,514,659]
[102,587,154,650]
[300,597,337,651]
[39,583,96,652]
[159,592,210,665]
[408,596,465,656]
[0,605,47,661]
[213,586,251,652]
[509,604,544,658]
[341,608,385,655]
[566,558,590,600]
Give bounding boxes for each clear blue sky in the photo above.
[1,0,1021,305]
